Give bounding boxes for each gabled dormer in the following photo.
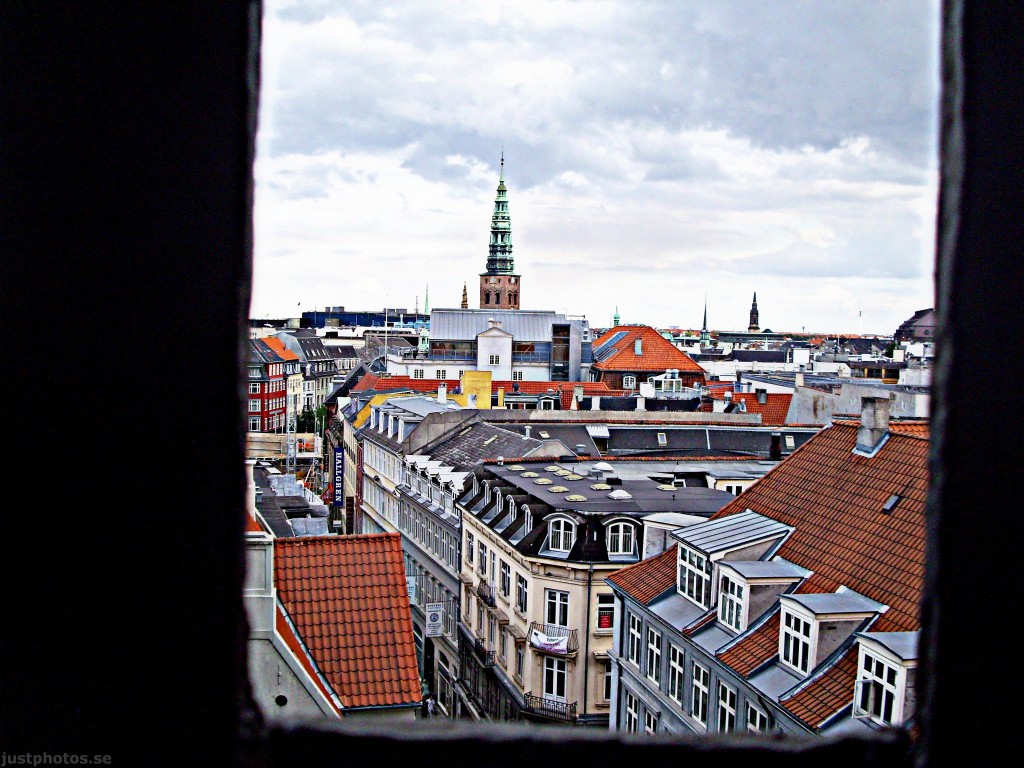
[777,591,884,676]
[671,510,793,610]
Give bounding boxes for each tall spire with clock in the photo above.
[479,153,521,310]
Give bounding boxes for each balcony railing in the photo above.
[476,579,496,607]
[524,693,577,722]
[473,637,496,667]
[528,623,579,656]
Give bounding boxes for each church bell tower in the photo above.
[479,154,521,310]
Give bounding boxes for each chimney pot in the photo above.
[438,383,447,403]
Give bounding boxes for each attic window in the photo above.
[505,464,525,471]
[483,436,497,446]
[882,494,901,513]
[564,474,584,481]
[608,489,632,500]
[539,431,551,439]
[534,478,553,485]
[657,432,668,446]
[548,486,569,493]
[785,435,796,449]
[591,483,613,490]
[565,494,588,502]
[657,484,676,491]
[521,471,539,478]
[545,466,561,472]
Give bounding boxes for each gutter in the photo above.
[582,562,593,719]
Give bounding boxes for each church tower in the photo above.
[748,292,760,332]
[479,154,521,310]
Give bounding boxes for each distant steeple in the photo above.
[424,284,430,315]
[480,153,521,310]
[748,292,760,332]
[613,306,620,326]
[461,282,469,309]
[701,296,710,344]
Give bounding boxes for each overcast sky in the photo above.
[251,0,940,335]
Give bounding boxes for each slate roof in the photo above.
[591,325,705,374]
[422,423,546,471]
[606,544,678,605]
[710,420,928,632]
[429,308,584,342]
[273,534,421,710]
[698,392,793,425]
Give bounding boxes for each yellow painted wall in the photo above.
[461,370,492,410]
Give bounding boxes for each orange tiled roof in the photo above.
[710,421,927,631]
[697,392,793,425]
[606,544,678,605]
[718,610,781,676]
[591,325,705,374]
[274,605,345,714]
[262,336,300,361]
[273,533,422,710]
[781,645,859,728]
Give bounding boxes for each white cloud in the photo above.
[251,0,940,334]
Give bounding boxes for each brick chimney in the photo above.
[856,396,892,453]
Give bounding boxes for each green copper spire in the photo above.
[485,153,514,274]
[701,296,710,344]
[613,306,620,326]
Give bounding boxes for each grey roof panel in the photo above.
[671,509,791,554]
[781,592,883,615]
[719,560,810,580]
[856,631,919,661]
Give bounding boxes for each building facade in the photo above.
[606,398,925,737]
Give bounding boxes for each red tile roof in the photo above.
[591,325,706,374]
[718,611,781,676]
[273,533,422,710]
[711,421,927,632]
[275,605,345,714]
[606,544,678,605]
[781,645,859,728]
[698,392,793,425]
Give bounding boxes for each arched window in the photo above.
[623,375,637,389]
[484,291,491,305]
[607,521,635,555]
[549,517,576,552]
[507,496,516,517]
[522,505,532,533]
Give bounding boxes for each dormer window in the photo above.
[677,545,712,608]
[607,521,635,556]
[778,592,882,677]
[523,506,533,533]
[780,608,813,674]
[718,574,746,632]
[548,518,575,552]
[853,632,917,726]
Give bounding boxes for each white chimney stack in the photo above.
[856,396,892,454]
[438,383,447,403]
